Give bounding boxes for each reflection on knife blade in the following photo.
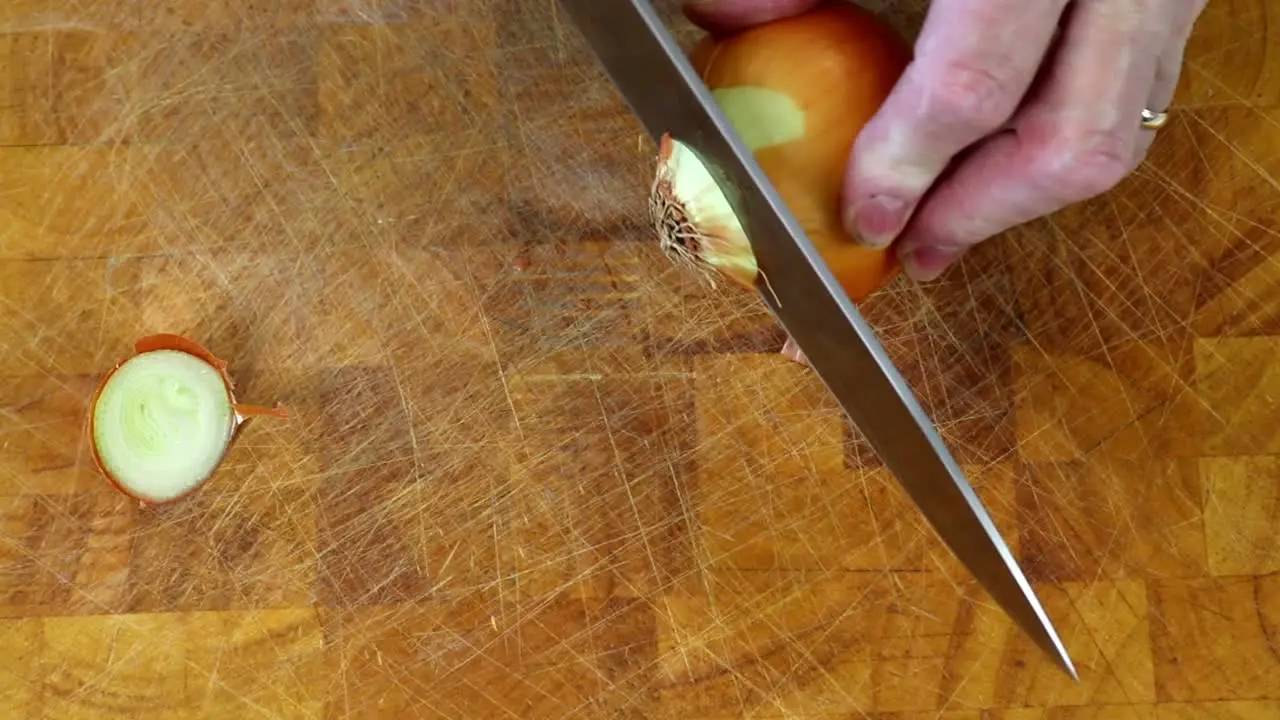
[557,0,1078,681]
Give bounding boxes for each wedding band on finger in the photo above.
[1140,108,1169,129]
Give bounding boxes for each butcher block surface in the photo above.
[2,0,1279,717]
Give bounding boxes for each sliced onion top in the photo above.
[88,334,287,505]
[92,349,235,503]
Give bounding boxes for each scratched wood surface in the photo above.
[1,0,1278,717]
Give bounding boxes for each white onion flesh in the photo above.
[91,349,236,503]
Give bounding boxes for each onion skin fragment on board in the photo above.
[86,333,288,507]
[650,1,912,366]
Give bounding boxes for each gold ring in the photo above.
[1141,108,1169,130]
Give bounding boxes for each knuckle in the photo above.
[1036,129,1136,201]
[919,61,1020,130]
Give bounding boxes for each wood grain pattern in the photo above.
[1,0,1278,717]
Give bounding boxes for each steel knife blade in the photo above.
[556,0,1078,680]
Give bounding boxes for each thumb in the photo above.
[683,0,821,32]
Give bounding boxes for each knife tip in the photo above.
[1046,641,1080,683]
[1061,655,1080,683]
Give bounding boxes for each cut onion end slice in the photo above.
[649,133,759,290]
[87,334,288,505]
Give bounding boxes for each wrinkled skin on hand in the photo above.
[684,0,1209,281]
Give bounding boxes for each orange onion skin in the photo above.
[688,1,912,303]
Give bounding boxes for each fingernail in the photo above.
[847,195,908,249]
[900,245,961,282]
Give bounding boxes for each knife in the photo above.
[556,0,1078,680]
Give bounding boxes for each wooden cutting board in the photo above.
[1,0,1277,717]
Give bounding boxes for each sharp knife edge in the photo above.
[557,0,1077,681]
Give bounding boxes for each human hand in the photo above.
[683,0,1207,281]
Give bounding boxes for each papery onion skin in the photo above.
[87,334,288,506]
[657,0,912,304]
